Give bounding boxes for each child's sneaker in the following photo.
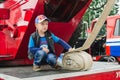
[33,66,41,71]
[54,65,62,70]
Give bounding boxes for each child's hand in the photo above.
[68,48,75,52]
[42,47,49,54]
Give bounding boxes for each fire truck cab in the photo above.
[88,14,120,63]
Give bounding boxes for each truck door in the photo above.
[106,18,120,56]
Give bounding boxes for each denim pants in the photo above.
[33,50,57,67]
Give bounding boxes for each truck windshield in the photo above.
[114,19,120,36]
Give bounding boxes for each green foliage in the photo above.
[84,0,119,25]
[0,0,6,3]
[80,0,119,39]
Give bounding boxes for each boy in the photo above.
[28,14,73,71]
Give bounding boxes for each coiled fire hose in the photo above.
[58,0,116,70]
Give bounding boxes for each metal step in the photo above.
[0,54,13,58]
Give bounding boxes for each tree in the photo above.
[81,0,119,39]
[68,0,119,47]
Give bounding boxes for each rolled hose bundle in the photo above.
[62,51,93,70]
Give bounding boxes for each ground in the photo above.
[0,62,120,80]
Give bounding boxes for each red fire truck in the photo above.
[0,0,92,65]
[88,14,120,63]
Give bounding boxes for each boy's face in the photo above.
[35,20,49,33]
